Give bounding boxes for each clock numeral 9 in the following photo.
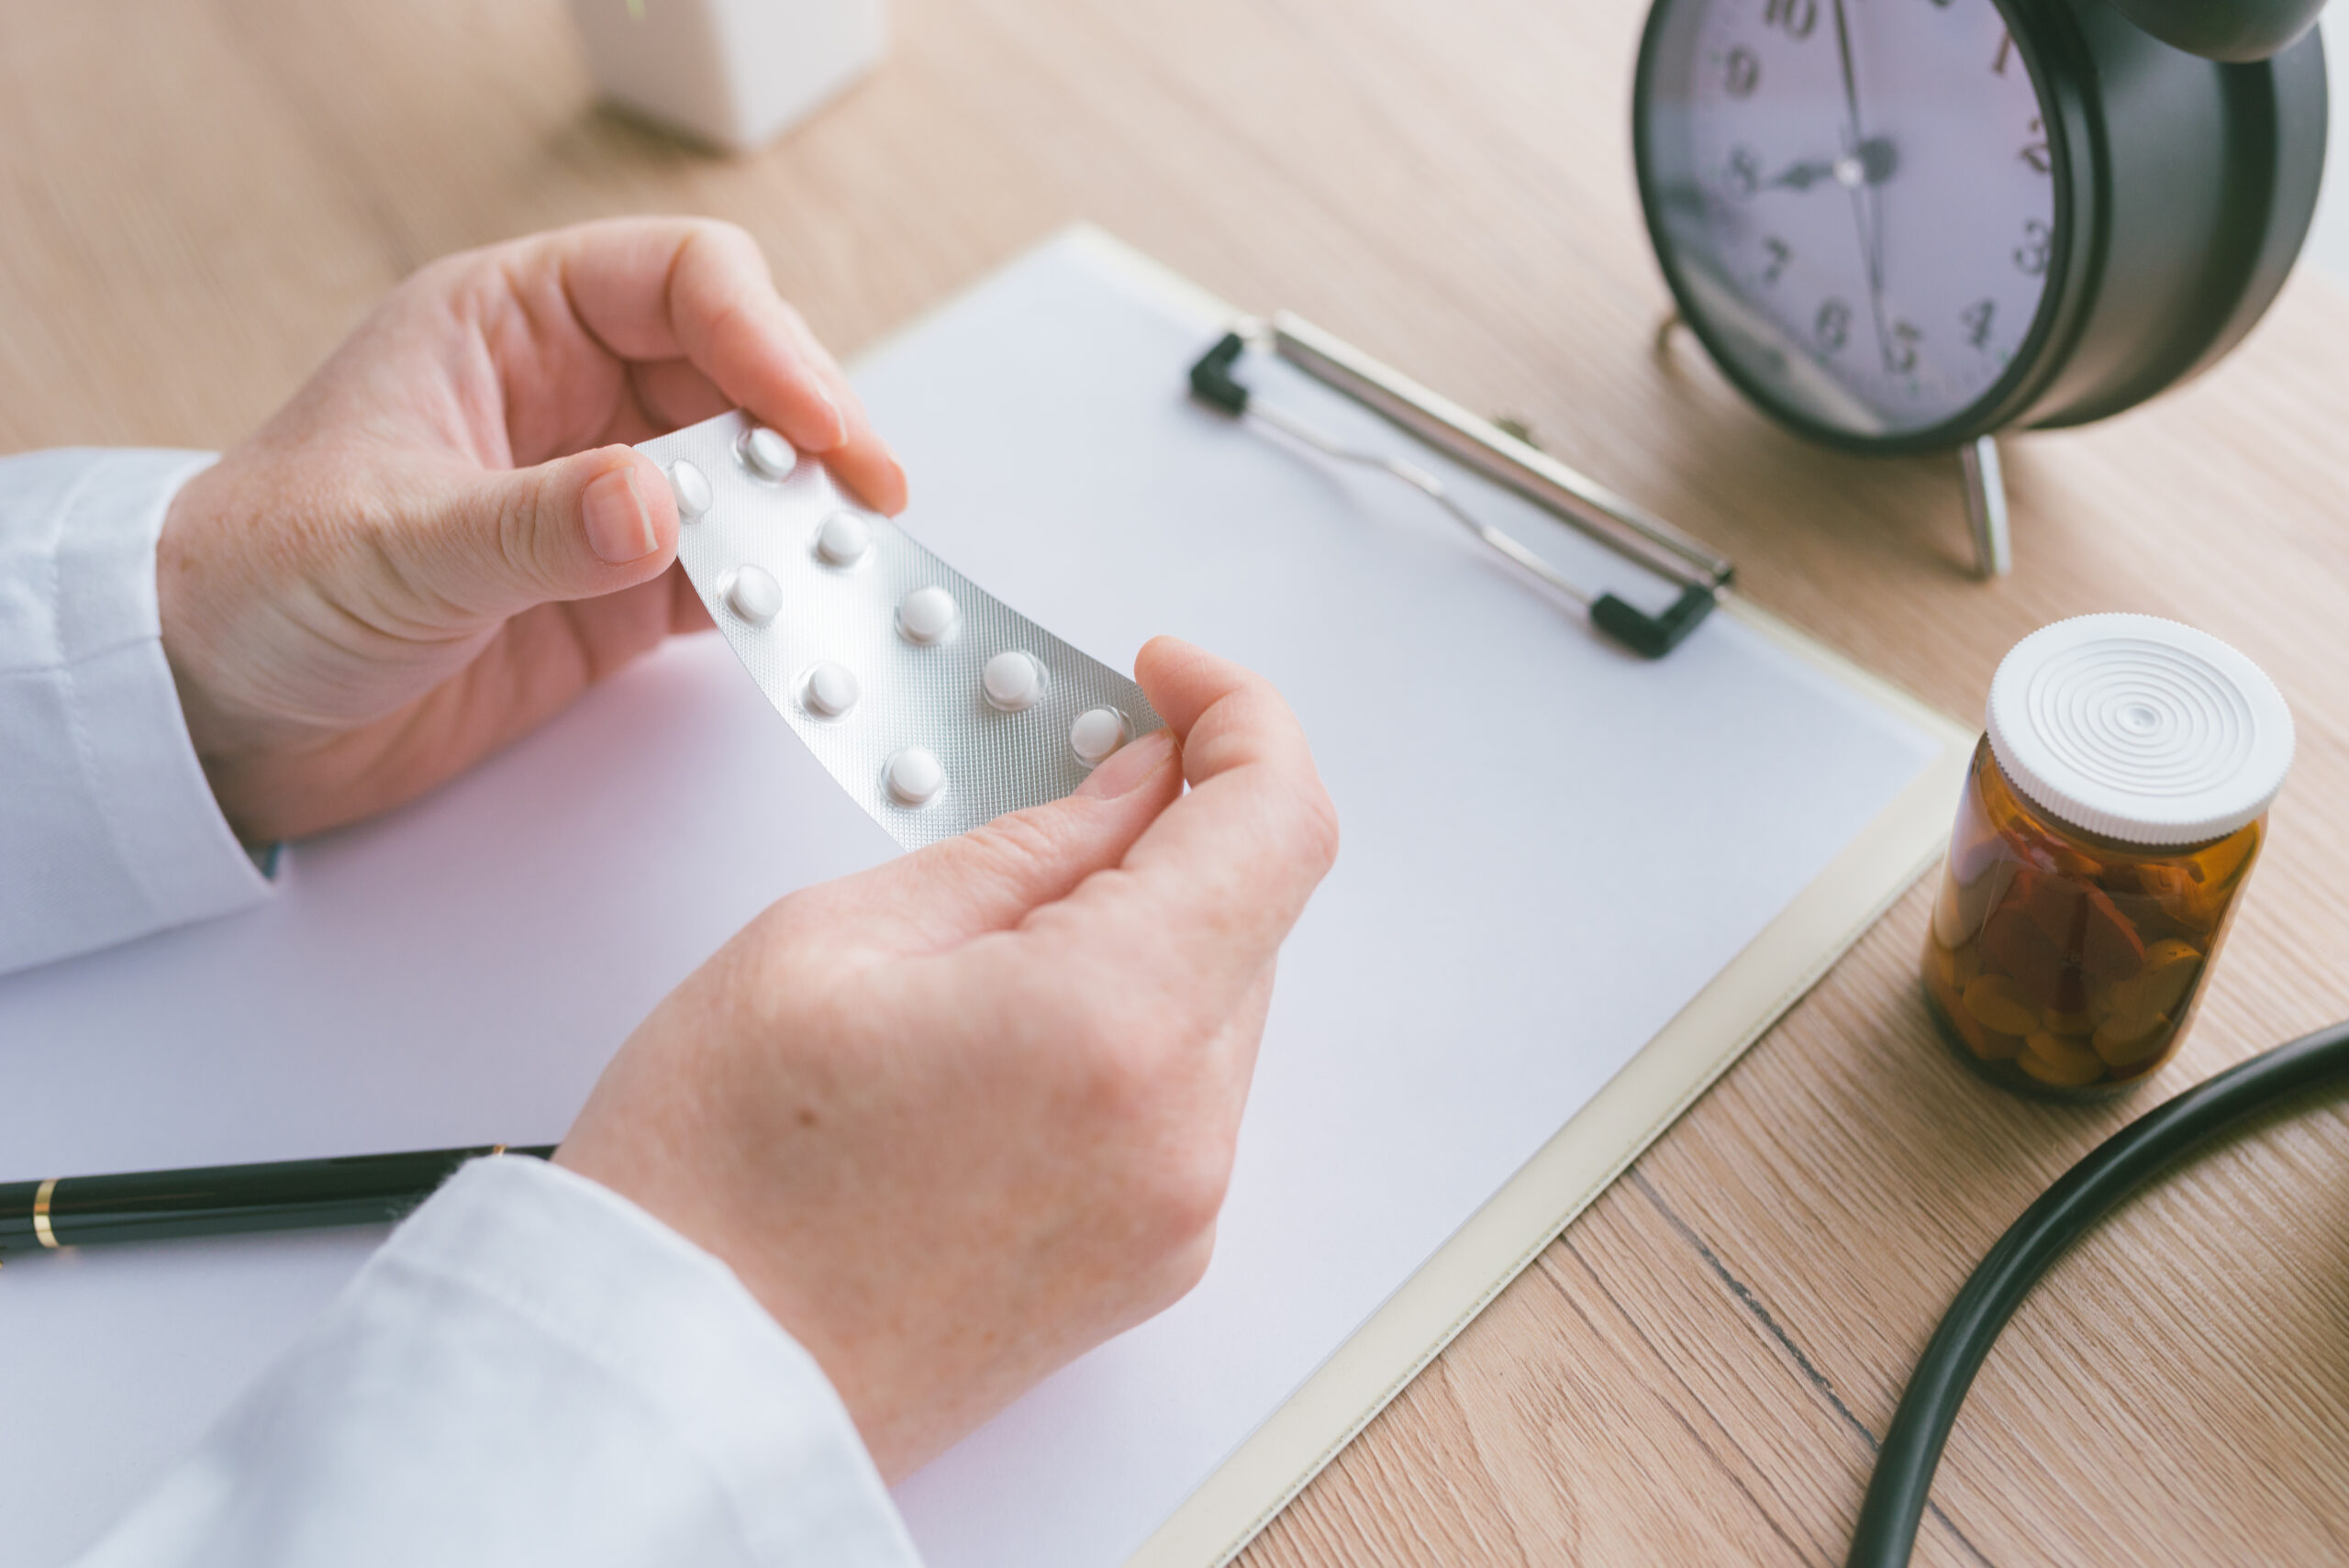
[1725,45,1760,97]
[2013,218,2052,277]
[1764,0,1818,41]
[2020,117,2052,174]
[1815,298,1851,354]
[1884,321,1922,375]
[1724,144,1762,196]
[1960,298,1996,349]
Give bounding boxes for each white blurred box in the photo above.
[569,0,886,152]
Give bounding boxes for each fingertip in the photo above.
[830,441,911,516]
[580,446,678,569]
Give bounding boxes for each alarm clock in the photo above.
[1631,0,2329,458]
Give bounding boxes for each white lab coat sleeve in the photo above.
[0,448,272,975]
[74,1154,925,1568]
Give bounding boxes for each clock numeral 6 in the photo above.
[1815,298,1851,354]
[2013,218,2053,277]
[1884,321,1922,375]
[1725,45,1760,97]
[1764,0,1818,41]
[1961,298,1997,349]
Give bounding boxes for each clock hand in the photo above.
[1829,0,1897,373]
[1765,140,1895,192]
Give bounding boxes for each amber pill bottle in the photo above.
[1922,615,2294,1101]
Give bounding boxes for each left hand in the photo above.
[157,217,904,842]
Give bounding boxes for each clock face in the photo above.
[1637,0,2062,439]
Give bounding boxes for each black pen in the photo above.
[0,1144,557,1257]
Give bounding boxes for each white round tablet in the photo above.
[982,651,1044,711]
[815,510,871,566]
[886,746,945,806]
[1070,707,1128,766]
[804,662,859,717]
[740,426,796,480]
[897,585,959,645]
[666,459,712,519]
[723,564,782,628]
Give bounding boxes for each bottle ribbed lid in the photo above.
[1985,614,2293,846]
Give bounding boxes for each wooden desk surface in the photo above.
[6,2,2347,1562]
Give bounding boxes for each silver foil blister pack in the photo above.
[636,410,1163,849]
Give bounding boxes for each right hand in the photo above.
[556,638,1340,1480]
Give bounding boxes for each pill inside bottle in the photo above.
[886,746,946,806]
[724,564,783,628]
[804,662,860,717]
[667,460,712,520]
[982,651,1045,712]
[740,426,796,480]
[1070,707,1128,766]
[815,511,871,566]
[897,585,959,645]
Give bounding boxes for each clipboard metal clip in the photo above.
[1189,316,1734,658]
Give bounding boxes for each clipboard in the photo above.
[0,227,1974,1568]
[857,228,1976,1565]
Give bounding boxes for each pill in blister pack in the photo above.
[635,410,1163,850]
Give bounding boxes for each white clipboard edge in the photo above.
[1014,228,1981,1568]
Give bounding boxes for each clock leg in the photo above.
[1960,435,2012,580]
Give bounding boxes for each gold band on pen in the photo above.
[489,1144,507,1157]
[31,1176,60,1249]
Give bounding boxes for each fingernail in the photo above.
[816,383,848,449]
[584,464,659,563]
[1076,728,1175,799]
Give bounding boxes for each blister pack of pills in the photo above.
[637,410,1163,850]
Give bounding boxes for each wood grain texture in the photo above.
[5,1,2345,1562]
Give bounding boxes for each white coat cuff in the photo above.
[78,1156,921,1568]
[0,448,269,975]
[373,1156,922,1566]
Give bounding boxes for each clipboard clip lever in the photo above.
[1189,319,1733,659]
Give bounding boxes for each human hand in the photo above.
[555,638,1340,1480]
[157,217,904,842]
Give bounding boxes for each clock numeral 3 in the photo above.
[1761,237,1790,285]
[1815,298,1852,354]
[2013,218,2052,277]
[1884,321,1922,375]
[1764,0,1819,41]
[1725,45,1760,97]
[2020,117,2052,174]
[1960,298,1997,349]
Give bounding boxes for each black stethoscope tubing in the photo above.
[1846,1017,2349,1566]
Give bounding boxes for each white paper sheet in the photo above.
[0,230,1938,1568]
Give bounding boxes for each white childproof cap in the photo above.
[1985,614,2294,846]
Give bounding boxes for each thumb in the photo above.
[801,727,1186,955]
[393,445,680,618]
